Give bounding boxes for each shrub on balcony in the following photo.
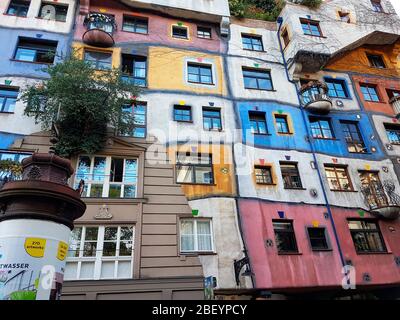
[229,0,285,22]
[20,53,142,158]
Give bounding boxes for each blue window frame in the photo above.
[241,34,263,51]
[325,79,349,98]
[121,102,146,138]
[7,0,30,17]
[360,84,380,102]
[121,54,147,87]
[310,117,334,139]
[174,105,192,122]
[243,68,273,90]
[300,18,322,37]
[187,63,213,85]
[202,108,222,131]
[0,88,19,113]
[340,121,367,153]
[84,50,112,70]
[122,16,148,34]
[14,38,57,64]
[249,111,267,134]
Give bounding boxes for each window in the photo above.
[0,88,19,113]
[307,227,330,251]
[86,12,115,34]
[202,107,222,131]
[180,219,213,252]
[84,51,112,70]
[359,171,388,208]
[254,166,273,185]
[275,115,290,134]
[39,2,68,22]
[172,25,188,39]
[367,54,386,69]
[386,89,400,100]
[173,105,192,122]
[384,123,400,144]
[121,102,146,138]
[371,0,384,13]
[281,28,290,47]
[176,153,213,185]
[0,152,31,178]
[273,220,298,254]
[249,111,267,134]
[197,26,212,39]
[74,156,138,198]
[324,165,353,191]
[241,34,263,51]
[338,11,351,23]
[122,16,148,34]
[6,0,30,17]
[348,220,386,253]
[65,225,134,280]
[309,117,334,139]
[300,18,322,37]
[360,84,380,102]
[121,54,147,87]
[340,121,367,153]
[242,67,273,90]
[280,162,302,189]
[325,79,349,98]
[187,63,213,85]
[14,38,57,64]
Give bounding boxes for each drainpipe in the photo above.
[276,17,346,268]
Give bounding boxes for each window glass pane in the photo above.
[100,261,115,279]
[181,220,195,251]
[194,166,213,184]
[68,227,82,257]
[64,262,78,280]
[103,242,117,256]
[176,165,194,183]
[108,185,121,198]
[80,262,95,279]
[15,48,36,62]
[117,261,131,278]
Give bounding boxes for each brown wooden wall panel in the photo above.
[145,168,174,177]
[146,195,188,205]
[141,266,204,278]
[144,176,176,186]
[143,204,191,214]
[142,234,177,246]
[141,245,177,257]
[142,214,177,224]
[144,185,184,195]
[142,224,177,235]
[141,257,202,268]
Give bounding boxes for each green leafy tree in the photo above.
[20,53,141,158]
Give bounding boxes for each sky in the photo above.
[391,0,400,15]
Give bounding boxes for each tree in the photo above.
[20,53,142,158]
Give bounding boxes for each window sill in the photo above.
[36,17,66,23]
[311,248,333,252]
[175,120,193,123]
[330,189,358,193]
[284,187,307,190]
[256,183,277,186]
[253,133,272,136]
[0,111,14,114]
[188,81,215,87]
[197,37,213,41]
[181,252,217,256]
[243,48,266,53]
[355,251,391,255]
[330,96,352,100]
[121,30,149,35]
[303,34,327,39]
[277,252,302,256]
[178,182,217,186]
[244,88,276,92]
[3,13,27,18]
[311,137,339,141]
[82,197,147,204]
[10,59,53,65]
[277,132,293,135]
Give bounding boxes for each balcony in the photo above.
[390,96,400,118]
[300,81,332,114]
[83,13,116,48]
[361,180,400,220]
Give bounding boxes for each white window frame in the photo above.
[65,225,135,281]
[179,219,214,253]
[74,155,138,198]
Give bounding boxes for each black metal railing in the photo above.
[83,13,116,35]
[360,180,400,211]
[300,81,332,107]
[0,173,21,189]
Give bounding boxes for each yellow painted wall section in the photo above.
[72,42,121,69]
[148,47,226,95]
[326,44,400,77]
[168,144,236,200]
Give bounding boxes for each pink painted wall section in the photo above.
[75,0,226,53]
[239,200,400,291]
[332,207,400,286]
[239,200,343,290]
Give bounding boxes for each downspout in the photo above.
[276,17,346,268]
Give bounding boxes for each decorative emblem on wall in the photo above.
[357,210,365,217]
[191,146,197,153]
[395,257,400,267]
[310,161,317,169]
[388,226,396,233]
[284,155,291,161]
[336,100,344,107]
[310,188,318,198]
[382,166,389,173]
[371,147,377,153]
[345,259,353,266]
[208,102,215,107]
[362,273,371,282]
[4,80,12,86]
[27,166,42,180]
[312,220,319,227]
[370,135,375,140]
[356,114,361,119]
[265,239,274,247]
[392,118,398,123]
[94,205,113,220]
[220,167,229,174]
[278,211,285,219]
[323,212,329,220]
[36,34,43,38]
[364,164,371,170]
[192,209,199,217]
[259,159,265,165]
[387,144,394,150]
[332,158,338,164]
[253,63,259,68]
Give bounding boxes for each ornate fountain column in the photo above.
[0,153,85,300]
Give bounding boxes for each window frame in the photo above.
[173,105,192,123]
[0,86,19,113]
[38,1,69,22]
[370,0,384,13]
[65,225,135,280]
[324,164,354,192]
[179,219,214,253]
[121,54,147,87]
[120,101,147,138]
[359,170,389,209]
[172,25,189,39]
[280,162,303,189]
[360,83,381,102]
[197,26,212,39]
[348,219,387,254]
[272,220,299,254]
[254,165,274,185]
[325,78,350,99]
[202,107,222,131]
[340,120,368,154]
[84,50,113,71]
[307,227,331,251]
[384,123,400,145]
[176,152,214,185]
[309,117,335,140]
[13,37,57,64]
[187,62,214,85]
[367,53,386,69]
[275,114,291,134]
[249,111,268,135]
[122,15,149,34]
[6,0,30,17]
[241,33,264,52]
[242,67,274,91]
[300,18,323,37]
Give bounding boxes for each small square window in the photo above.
[384,123,400,145]
[242,67,273,91]
[180,219,213,252]
[202,107,222,131]
[14,37,57,64]
[122,16,148,34]
[367,54,386,69]
[280,162,302,189]
[197,26,212,39]
[338,11,351,23]
[187,63,213,85]
[172,25,188,39]
[255,165,273,185]
[307,227,330,251]
[325,79,349,98]
[360,83,380,102]
[300,18,322,37]
[281,28,290,47]
[309,117,334,139]
[121,54,147,87]
[176,153,213,185]
[348,219,386,253]
[273,220,298,254]
[275,115,290,134]
[174,105,192,122]
[249,111,267,134]
[324,165,353,191]
[7,0,30,17]
[39,2,68,22]
[0,87,19,113]
[371,0,384,13]
[241,34,264,51]
[121,102,147,138]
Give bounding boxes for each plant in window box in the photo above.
[20,52,142,158]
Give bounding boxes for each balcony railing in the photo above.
[361,180,400,220]
[300,81,332,114]
[0,173,22,189]
[82,13,116,48]
[390,96,400,119]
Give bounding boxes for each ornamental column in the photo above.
[0,153,85,300]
